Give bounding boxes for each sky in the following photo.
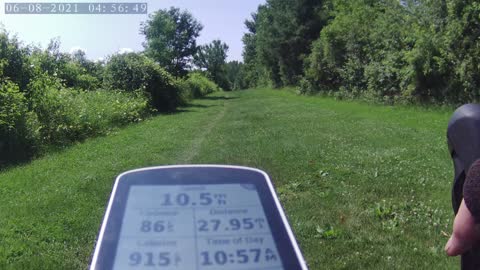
[0,0,265,61]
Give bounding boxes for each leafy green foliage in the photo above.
[0,30,33,90]
[302,0,390,96]
[0,66,151,165]
[225,61,248,90]
[315,225,342,239]
[241,13,260,88]
[0,81,28,130]
[28,73,150,145]
[244,0,480,104]
[103,53,150,92]
[29,41,103,91]
[244,0,328,87]
[103,53,181,112]
[194,40,229,89]
[0,80,39,164]
[178,72,221,100]
[61,61,101,90]
[0,9,223,166]
[141,7,203,77]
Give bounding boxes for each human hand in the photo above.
[445,199,480,256]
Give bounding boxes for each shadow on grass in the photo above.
[0,158,31,172]
[172,109,193,114]
[0,125,131,172]
[0,143,71,172]
[173,102,218,113]
[199,96,238,101]
[185,103,217,108]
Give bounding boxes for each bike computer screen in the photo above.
[90,165,308,270]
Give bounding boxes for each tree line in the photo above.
[239,0,480,104]
[0,7,233,165]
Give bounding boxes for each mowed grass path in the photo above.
[0,89,457,269]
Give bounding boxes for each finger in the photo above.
[445,200,478,256]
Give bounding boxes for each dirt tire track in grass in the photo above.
[178,94,229,163]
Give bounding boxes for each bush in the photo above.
[0,30,33,90]
[300,0,375,95]
[74,74,101,91]
[178,72,221,101]
[103,53,181,112]
[61,61,101,91]
[300,1,419,104]
[0,81,40,164]
[28,74,151,144]
[29,42,104,91]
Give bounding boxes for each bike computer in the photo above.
[90,165,308,270]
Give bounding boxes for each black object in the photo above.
[447,104,480,270]
[90,165,308,270]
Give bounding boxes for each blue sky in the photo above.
[0,0,265,61]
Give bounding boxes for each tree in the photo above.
[141,7,203,77]
[301,0,415,98]
[249,0,328,87]
[241,11,261,88]
[29,38,69,78]
[0,30,32,91]
[194,40,229,89]
[225,61,247,90]
[440,0,480,102]
[0,80,38,163]
[71,49,87,67]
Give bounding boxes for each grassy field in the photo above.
[0,88,458,269]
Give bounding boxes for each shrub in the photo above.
[74,89,151,129]
[29,42,104,91]
[74,74,101,91]
[178,72,221,101]
[28,74,151,144]
[27,74,65,143]
[300,35,343,95]
[60,61,101,91]
[300,1,417,103]
[103,53,181,112]
[0,81,40,164]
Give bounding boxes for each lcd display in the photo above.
[112,184,284,270]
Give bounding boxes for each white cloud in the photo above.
[69,46,86,54]
[118,48,134,54]
[94,57,105,63]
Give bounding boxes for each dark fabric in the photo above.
[462,246,480,270]
[464,159,480,224]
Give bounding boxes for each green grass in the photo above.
[0,89,458,269]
